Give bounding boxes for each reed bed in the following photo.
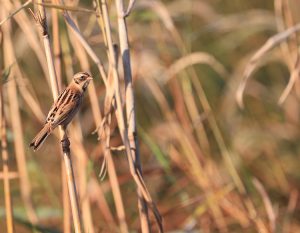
[1,0,300,232]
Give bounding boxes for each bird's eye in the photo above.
[80,76,85,81]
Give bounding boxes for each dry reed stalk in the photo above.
[220,200,250,227]
[0,0,31,26]
[281,0,298,57]
[144,66,212,222]
[2,7,38,225]
[115,0,151,231]
[11,73,44,123]
[168,79,195,135]
[51,6,71,233]
[151,0,238,183]
[4,0,50,84]
[140,0,243,190]
[99,99,130,233]
[95,98,130,232]
[61,3,127,230]
[88,177,117,225]
[139,1,213,156]
[283,190,298,233]
[253,178,276,232]
[276,0,300,105]
[147,62,231,232]
[236,22,300,108]
[145,3,277,230]
[60,29,74,78]
[60,0,137,231]
[278,56,300,105]
[52,5,62,90]
[62,164,72,233]
[32,1,83,232]
[35,1,95,13]
[3,1,45,122]
[104,151,129,232]
[60,28,117,230]
[274,0,292,68]
[99,0,163,231]
[181,77,213,154]
[0,172,19,180]
[0,0,46,122]
[163,52,228,83]
[69,126,95,233]
[0,75,14,233]
[73,45,129,233]
[72,34,129,233]
[144,78,212,184]
[58,0,108,84]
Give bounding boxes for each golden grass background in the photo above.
[1,0,300,232]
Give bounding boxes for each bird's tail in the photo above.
[30,124,52,151]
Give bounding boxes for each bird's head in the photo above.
[73,72,93,91]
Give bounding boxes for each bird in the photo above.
[30,72,93,151]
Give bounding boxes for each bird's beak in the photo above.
[87,76,93,81]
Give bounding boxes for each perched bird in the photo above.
[30,72,93,151]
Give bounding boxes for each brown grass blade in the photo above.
[0,74,14,233]
[100,0,163,231]
[3,7,38,224]
[50,6,71,232]
[34,2,94,13]
[4,0,50,83]
[253,178,276,232]
[64,3,128,231]
[164,52,228,83]
[115,0,153,231]
[58,0,107,85]
[0,0,31,26]
[236,22,300,108]
[278,56,300,104]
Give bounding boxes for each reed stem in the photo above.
[33,1,83,232]
[1,83,14,233]
[115,0,151,231]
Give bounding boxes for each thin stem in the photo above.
[51,5,71,233]
[62,142,82,233]
[4,0,50,83]
[1,88,14,233]
[62,164,71,233]
[59,0,108,85]
[34,1,82,232]
[2,6,38,224]
[66,10,128,231]
[100,0,163,231]
[115,0,151,231]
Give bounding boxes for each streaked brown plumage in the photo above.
[30,72,93,151]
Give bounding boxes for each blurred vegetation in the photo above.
[1,0,300,232]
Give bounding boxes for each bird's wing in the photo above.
[46,88,68,123]
[47,90,82,128]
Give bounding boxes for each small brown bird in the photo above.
[30,72,93,151]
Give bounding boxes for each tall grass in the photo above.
[1,0,300,232]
